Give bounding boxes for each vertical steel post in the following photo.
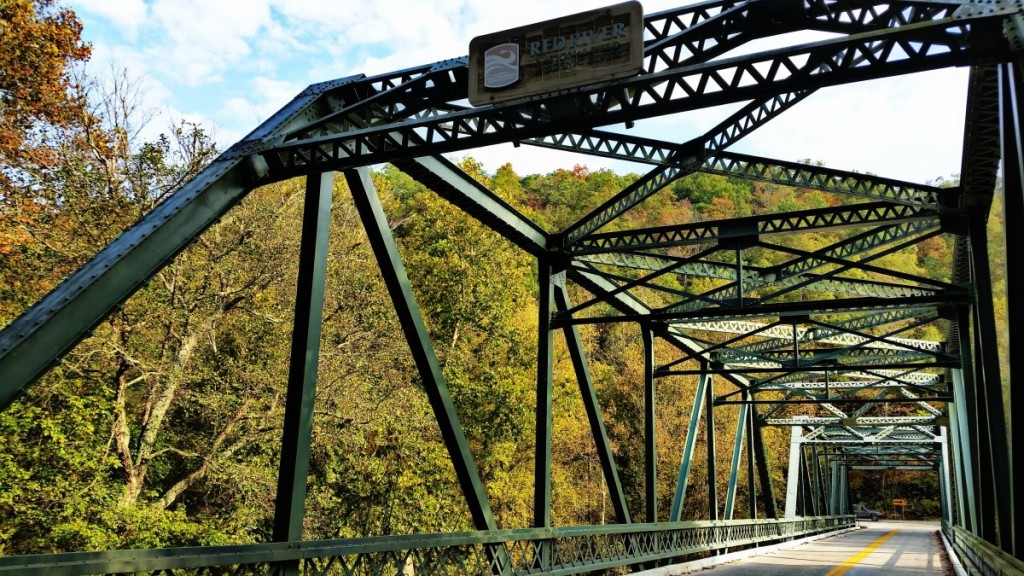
[954,320,982,535]
[785,426,803,518]
[273,172,333,547]
[968,214,1012,547]
[746,397,758,520]
[827,459,835,512]
[752,407,779,518]
[554,285,631,523]
[706,366,719,522]
[535,261,555,530]
[670,368,709,521]
[800,447,816,516]
[811,445,826,516]
[999,61,1023,558]
[948,374,969,529]
[724,401,748,520]
[940,427,954,524]
[272,172,333,575]
[344,168,497,531]
[840,465,850,515]
[643,326,657,523]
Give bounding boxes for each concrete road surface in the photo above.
[674,520,950,575]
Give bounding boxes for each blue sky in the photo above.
[68,0,969,183]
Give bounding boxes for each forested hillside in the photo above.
[1,0,1008,555]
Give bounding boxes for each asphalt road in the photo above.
[678,520,950,575]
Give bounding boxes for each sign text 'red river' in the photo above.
[468,2,643,106]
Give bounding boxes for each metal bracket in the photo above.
[954,0,1023,19]
[1005,13,1024,51]
[552,271,567,288]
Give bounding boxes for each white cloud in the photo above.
[72,0,148,40]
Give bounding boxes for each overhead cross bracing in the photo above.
[0,0,1022,574]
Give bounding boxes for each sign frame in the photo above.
[468,1,644,106]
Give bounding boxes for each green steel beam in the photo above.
[670,369,709,521]
[535,262,555,529]
[344,168,496,531]
[724,400,749,520]
[948,369,972,531]
[800,447,817,516]
[392,156,548,256]
[264,17,1002,177]
[562,294,961,326]
[999,60,1024,559]
[968,212,1014,551]
[561,164,697,247]
[812,445,827,519]
[706,367,719,521]
[752,407,779,518]
[524,129,952,210]
[570,202,937,254]
[784,426,802,518]
[939,427,954,524]
[663,220,945,315]
[969,304,997,541]
[746,397,758,520]
[569,267,755,393]
[553,285,631,524]
[644,326,658,523]
[272,173,334,568]
[702,151,951,209]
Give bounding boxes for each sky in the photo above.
[67,0,970,184]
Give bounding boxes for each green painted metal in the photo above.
[392,156,548,256]
[811,445,827,519]
[265,17,998,177]
[643,326,658,523]
[999,61,1024,559]
[939,428,954,524]
[344,168,497,531]
[751,410,779,518]
[272,173,334,568]
[534,262,554,530]
[706,368,719,521]
[0,516,856,576]
[746,397,758,520]
[670,370,709,521]
[968,213,1014,551]
[724,401,749,520]
[553,285,631,524]
[784,426,802,518]
[829,461,840,516]
[944,521,1024,575]
[948,369,973,530]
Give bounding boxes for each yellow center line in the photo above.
[825,528,900,576]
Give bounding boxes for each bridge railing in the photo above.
[0,515,853,576]
[942,520,1024,576]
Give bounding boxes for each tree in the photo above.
[0,0,90,176]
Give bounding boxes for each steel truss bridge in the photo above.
[1,0,1023,574]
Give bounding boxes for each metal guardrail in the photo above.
[942,520,1024,576]
[0,516,853,576]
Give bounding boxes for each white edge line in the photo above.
[940,529,968,576]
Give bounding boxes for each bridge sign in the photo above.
[468,1,643,106]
